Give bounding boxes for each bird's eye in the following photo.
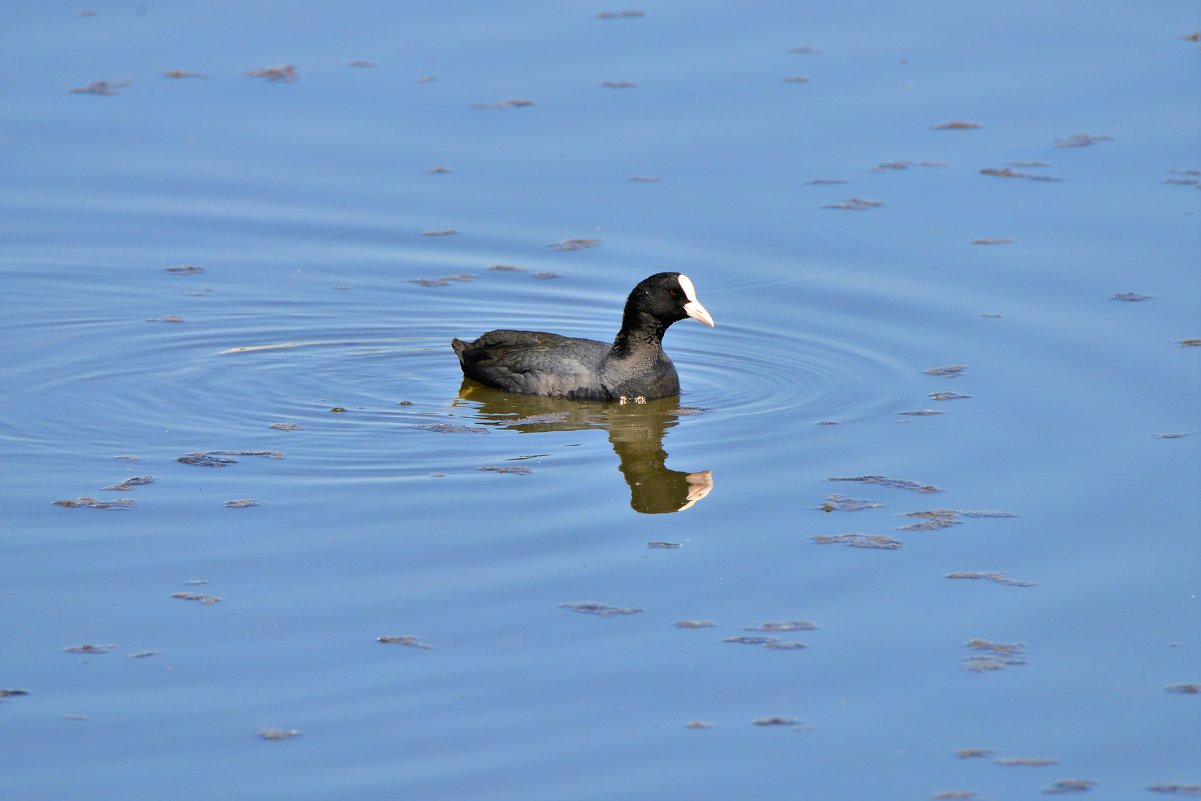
[668,288,678,297]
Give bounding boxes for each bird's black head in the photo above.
[628,272,716,330]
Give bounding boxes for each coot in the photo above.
[451,272,714,401]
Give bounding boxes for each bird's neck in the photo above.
[611,309,667,358]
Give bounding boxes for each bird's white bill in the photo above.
[678,274,716,327]
[684,300,715,327]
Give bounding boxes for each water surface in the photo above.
[2,3,1199,799]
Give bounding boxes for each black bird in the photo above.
[451,272,715,401]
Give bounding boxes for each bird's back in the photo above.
[452,330,612,398]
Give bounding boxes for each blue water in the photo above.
[3,2,1199,799]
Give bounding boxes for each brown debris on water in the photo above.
[1164,683,1201,694]
[812,533,903,550]
[129,650,159,659]
[788,46,821,54]
[595,9,645,19]
[54,496,135,509]
[1177,339,1200,347]
[980,167,1063,182]
[897,509,960,531]
[822,197,883,210]
[674,620,717,629]
[488,264,526,272]
[245,64,297,82]
[478,465,533,475]
[1165,168,1201,187]
[1148,784,1201,798]
[829,475,942,493]
[408,276,473,288]
[164,70,206,79]
[171,591,221,604]
[1055,132,1111,148]
[348,59,375,68]
[415,75,438,84]
[177,453,236,467]
[224,499,259,508]
[955,748,994,759]
[898,409,943,416]
[69,79,128,95]
[996,756,1058,767]
[932,120,982,130]
[212,449,283,459]
[782,75,809,83]
[176,450,282,467]
[1154,432,1194,439]
[417,422,488,434]
[102,476,155,491]
[428,165,452,174]
[270,422,303,431]
[1042,779,1097,794]
[408,274,475,287]
[752,716,803,727]
[947,571,1036,588]
[685,720,714,729]
[470,98,534,109]
[899,508,1016,531]
[725,635,777,645]
[1112,292,1153,302]
[422,229,458,237]
[547,238,600,251]
[745,620,816,632]
[628,175,661,182]
[815,494,883,512]
[931,391,970,401]
[965,639,1026,672]
[165,264,205,275]
[115,454,140,461]
[763,641,808,650]
[806,178,849,185]
[600,80,638,88]
[872,160,945,172]
[533,271,562,279]
[1148,783,1201,795]
[971,237,1014,245]
[378,635,432,649]
[932,792,976,800]
[147,315,185,323]
[560,601,642,617]
[65,644,115,654]
[647,541,682,549]
[924,364,967,378]
[258,728,301,741]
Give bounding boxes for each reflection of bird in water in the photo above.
[452,272,714,401]
[456,386,713,514]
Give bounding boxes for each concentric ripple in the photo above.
[1,219,929,474]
